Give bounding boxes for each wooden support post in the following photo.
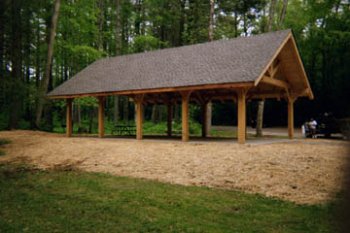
[201,102,208,138]
[167,103,172,137]
[135,94,144,140]
[66,98,73,137]
[237,89,247,144]
[181,91,191,142]
[97,96,105,138]
[288,97,295,139]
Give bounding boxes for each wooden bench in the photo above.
[112,125,136,136]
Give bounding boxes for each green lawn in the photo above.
[0,163,339,233]
[0,139,10,156]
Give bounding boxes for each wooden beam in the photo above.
[237,89,247,144]
[289,36,314,99]
[97,96,105,138]
[167,103,172,137]
[246,91,285,100]
[66,98,73,137]
[180,91,191,142]
[134,94,144,140]
[295,88,311,98]
[261,75,289,90]
[288,97,295,139]
[48,82,254,99]
[269,61,280,79]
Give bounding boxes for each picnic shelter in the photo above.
[48,29,313,144]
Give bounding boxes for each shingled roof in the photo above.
[48,29,311,98]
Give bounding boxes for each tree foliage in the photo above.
[0,0,349,130]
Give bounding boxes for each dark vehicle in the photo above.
[303,113,341,138]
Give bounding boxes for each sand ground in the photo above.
[0,130,348,204]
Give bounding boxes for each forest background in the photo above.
[0,0,349,134]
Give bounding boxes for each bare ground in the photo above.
[0,130,348,204]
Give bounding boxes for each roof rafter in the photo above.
[260,75,289,90]
[254,33,292,86]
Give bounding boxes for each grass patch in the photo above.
[53,120,204,136]
[0,139,10,146]
[143,121,202,136]
[0,138,10,156]
[0,163,339,232]
[210,129,237,138]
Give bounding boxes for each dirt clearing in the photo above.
[0,130,348,204]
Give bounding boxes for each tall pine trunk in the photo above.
[8,0,23,129]
[35,0,61,128]
[97,0,105,51]
[151,105,157,123]
[0,0,5,74]
[121,1,129,122]
[35,16,41,88]
[123,98,129,122]
[233,11,238,37]
[204,0,215,135]
[256,0,277,137]
[279,0,288,28]
[114,0,122,123]
[208,0,214,41]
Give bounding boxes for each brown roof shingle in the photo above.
[48,29,291,97]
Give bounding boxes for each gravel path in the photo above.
[0,130,348,204]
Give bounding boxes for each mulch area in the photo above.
[0,130,348,204]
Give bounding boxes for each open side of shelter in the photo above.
[48,29,313,144]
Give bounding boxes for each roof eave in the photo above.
[47,81,255,99]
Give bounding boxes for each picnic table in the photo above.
[112,125,136,136]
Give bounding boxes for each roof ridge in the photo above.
[102,29,292,61]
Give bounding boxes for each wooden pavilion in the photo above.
[48,29,313,144]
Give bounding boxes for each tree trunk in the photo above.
[205,0,215,135]
[123,97,129,122]
[233,11,238,37]
[35,0,61,128]
[243,13,247,36]
[115,0,122,55]
[35,16,41,88]
[208,0,214,41]
[135,0,142,36]
[151,105,157,123]
[278,0,288,29]
[256,100,264,136]
[8,0,23,129]
[97,0,105,51]
[256,0,277,137]
[114,96,119,122]
[178,0,185,46]
[266,0,276,32]
[43,64,54,131]
[74,103,81,128]
[120,0,130,121]
[88,108,95,134]
[114,0,122,123]
[174,104,180,122]
[0,0,5,74]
